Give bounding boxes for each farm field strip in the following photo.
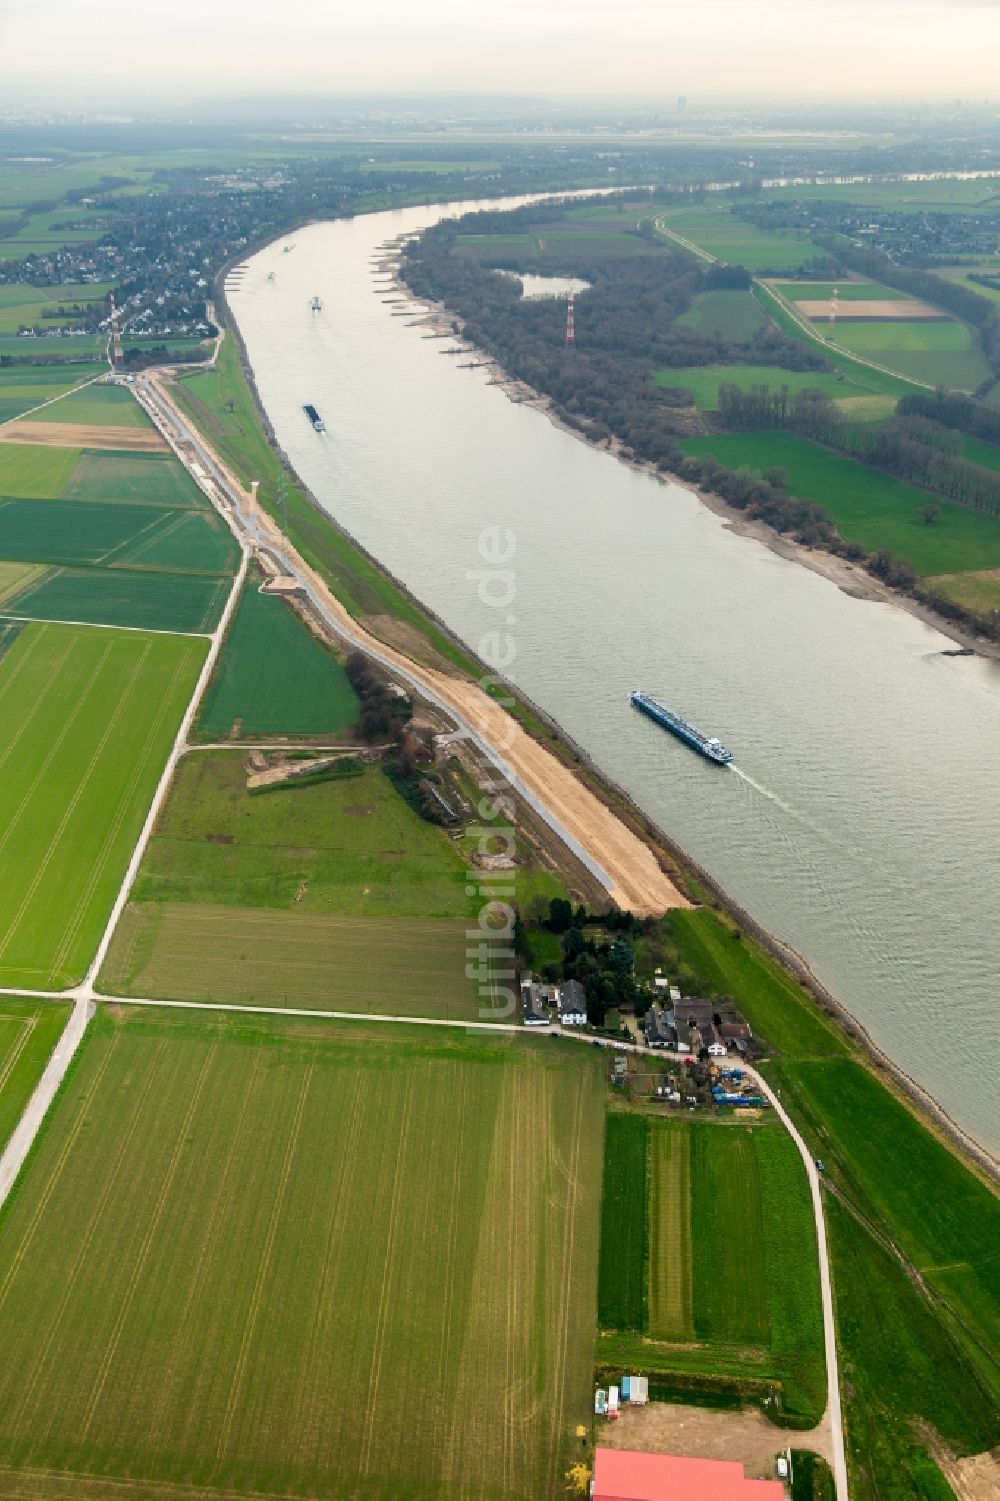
[0,567,233,634]
[647,1122,694,1339]
[0,420,169,453]
[0,622,207,990]
[0,1007,604,1501]
[597,1113,648,1330]
[100,903,482,1019]
[691,1126,770,1346]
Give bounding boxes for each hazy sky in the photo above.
[4,0,999,99]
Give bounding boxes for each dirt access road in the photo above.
[140,371,687,917]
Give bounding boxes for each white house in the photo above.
[558,980,587,1026]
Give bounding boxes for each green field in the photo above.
[33,383,153,428]
[0,497,235,575]
[65,449,209,508]
[0,998,71,1151]
[1,566,231,632]
[680,430,1000,575]
[0,1005,604,1501]
[829,319,990,390]
[0,621,205,989]
[198,578,360,737]
[101,902,482,1018]
[597,1113,648,1330]
[675,290,768,341]
[0,442,80,498]
[657,206,817,272]
[647,1122,694,1340]
[654,364,869,410]
[125,753,474,918]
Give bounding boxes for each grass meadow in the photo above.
[673,290,767,340]
[0,1006,604,1501]
[197,578,360,738]
[752,288,923,397]
[654,364,869,410]
[680,430,1000,576]
[0,622,205,989]
[924,566,1000,613]
[829,1198,998,1501]
[691,1126,770,1346]
[127,752,475,919]
[765,1058,1000,1368]
[0,999,71,1151]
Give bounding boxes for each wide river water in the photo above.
[230,199,1000,1156]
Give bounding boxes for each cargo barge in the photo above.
[630,690,733,765]
[303,403,325,432]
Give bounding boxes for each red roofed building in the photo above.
[592,1448,785,1501]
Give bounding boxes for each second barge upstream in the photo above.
[630,690,733,765]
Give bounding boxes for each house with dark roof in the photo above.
[520,974,549,1027]
[557,979,587,1027]
[644,1005,676,1049]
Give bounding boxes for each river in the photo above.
[228,199,1000,1157]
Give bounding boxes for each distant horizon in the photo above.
[3,0,999,100]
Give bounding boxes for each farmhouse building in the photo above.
[558,979,587,1026]
[591,1447,784,1501]
[644,1006,676,1049]
[520,975,549,1027]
